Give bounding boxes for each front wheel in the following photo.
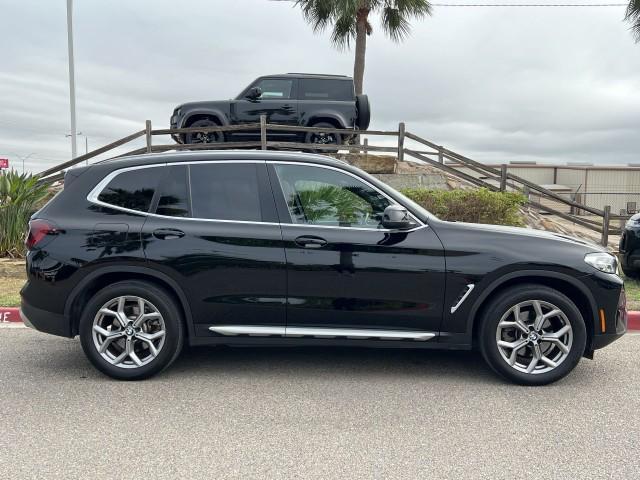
[479,284,587,386]
[185,118,224,145]
[79,280,184,380]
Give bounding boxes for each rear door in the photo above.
[231,78,299,140]
[142,161,287,337]
[268,161,446,337]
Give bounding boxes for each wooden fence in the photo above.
[37,116,628,246]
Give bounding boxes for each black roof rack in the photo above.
[285,73,350,78]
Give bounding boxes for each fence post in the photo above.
[260,115,267,150]
[438,146,444,164]
[397,122,405,163]
[500,164,507,192]
[620,209,626,231]
[601,205,611,247]
[363,138,368,160]
[145,120,152,153]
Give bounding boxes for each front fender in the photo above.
[180,108,230,127]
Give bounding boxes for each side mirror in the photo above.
[246,86,262,100]
[382,205,413,230]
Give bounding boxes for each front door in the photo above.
[231,78,299,141]
[142,161,287,337]
[268,162,446,336]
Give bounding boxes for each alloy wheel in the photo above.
[310,132,337,144]
[92,296,166,369]
[495,299,573,375]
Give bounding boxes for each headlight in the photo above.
[584,252,618,274]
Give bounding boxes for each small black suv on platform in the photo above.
[21,151,627,384]
[170,73,370,146]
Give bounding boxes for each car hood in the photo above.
[444,221,604,251]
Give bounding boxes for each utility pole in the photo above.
[66,0,77,159]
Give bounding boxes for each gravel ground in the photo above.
[0,328,639,479]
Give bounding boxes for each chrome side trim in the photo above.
[208,325,437,341]
[285,327,436,341]
[450,284,475,314]
[209,325,286,337]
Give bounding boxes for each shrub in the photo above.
[0,170,50,257]
[401,187,526,226]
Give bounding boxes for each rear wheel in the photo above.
[185,118,224,145]
[305,122,342,152]
[79,280,184,380]
[479,284,586,386]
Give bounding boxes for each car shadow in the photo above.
[163,344,504,385]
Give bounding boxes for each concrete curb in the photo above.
[2,307,639,330]
[0,307,20,323]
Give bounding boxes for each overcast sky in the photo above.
[0,0,638,173]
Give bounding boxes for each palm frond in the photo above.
[626,0,640,42]
[331,13,358,49]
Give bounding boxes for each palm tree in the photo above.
[627,0,640,41]
[295,0,432,94]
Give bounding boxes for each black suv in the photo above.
[170,73,370,146]
[620,212,640,276]
[21,151,626,384]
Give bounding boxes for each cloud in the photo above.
[0,0,638,173]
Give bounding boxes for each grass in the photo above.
[0,277,24,307]
[623,274,640,311]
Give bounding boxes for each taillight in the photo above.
[25,219,59,250]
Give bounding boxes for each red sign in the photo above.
[0,158,8,169]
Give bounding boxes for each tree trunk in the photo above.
[353,8,369,95]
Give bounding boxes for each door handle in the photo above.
[153,228,185,240]
[281,104,294,112]
[294,235,327,249]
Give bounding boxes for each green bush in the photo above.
[401,187,526,226]
[0,170,50,257]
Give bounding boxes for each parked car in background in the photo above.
[21,151,626,385]
[169,73,370,147]
[620,213,640,277]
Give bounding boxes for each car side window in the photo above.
[189,163,263,221]
[155,165,190,217]
[97,167,163,212]
[299,79,354,101]
[255,79,294,99]
[274,164,391,228]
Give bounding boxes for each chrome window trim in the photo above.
[86,159,427,233]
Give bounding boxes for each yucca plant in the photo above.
[0,170,50,257]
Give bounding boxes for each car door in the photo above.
[268,161,446,337]
[142,161,287,337]
[231,78,299,140]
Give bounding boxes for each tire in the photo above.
[304,122,342,153]
[185,118,224,145]
[79,280,184,380]
[355,94,371,130]
[478,284,587,386]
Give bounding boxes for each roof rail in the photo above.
[285,73,349,77]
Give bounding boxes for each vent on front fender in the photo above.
[450,284,475,314]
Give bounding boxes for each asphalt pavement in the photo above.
[1,327,639,479]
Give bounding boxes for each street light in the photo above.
[66,0,77,159]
